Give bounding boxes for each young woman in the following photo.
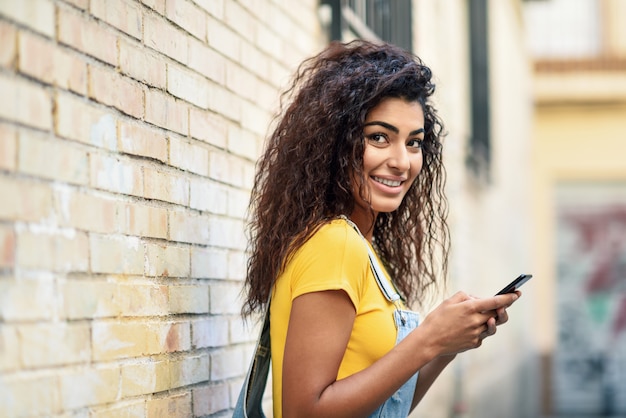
[241,40,519,418]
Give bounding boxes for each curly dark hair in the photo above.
[242,40,449,316]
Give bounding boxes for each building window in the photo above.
[320,0,412,52]
[467,0,491,181]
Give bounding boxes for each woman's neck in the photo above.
[348,209,377,242]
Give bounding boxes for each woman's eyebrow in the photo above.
[364,121,425,136]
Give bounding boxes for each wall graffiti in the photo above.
[554,187,626,416]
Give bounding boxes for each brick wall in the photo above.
[0,1,322,416]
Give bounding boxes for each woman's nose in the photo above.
[388,144,410,171]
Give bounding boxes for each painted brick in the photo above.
[0,324,20,372]
[256,23,284,61]
[227,188,249,218]
[169,136,209,176]
[268,58,292,90]
[90,234,143,275]
[0,20,17,68]
[224,61,259,104]
[18,133,89,185]
[188,38,226,85]
[207,82,242,123]
[16,229,89,272]
[145,242,190,278]
[168,211,210,245]
[169,284,209,314]
[60,279,120,319]
[64,0,89,9]
[59,366,119,410]
[143,166,189,206]
[208,151,231,184]
[144,13,188,64]
[210,346,245,380]
[208,152,256,189]
[0,123,17,171]
[240,101,271,136]
[228,250,247,281]
[240,40,271,82]
[0,73,52,130]
[0,225,15,268]
[141,0,165,14]
[209,282,241,315]
[119,39,167,89]
[227,124,259,161]
[91,0,142,40]
[0,279,56,321]
[195,0,224,19]
[189,177,228,214]
[144,88,189,135]
[91,401,146,418]
[58,6,117,66]
[230,315,261,345]
[165,0,207,40]
[0,0,54,37]
[0,373,60,417]
[55,93,118,150]
[121,359,170,397]
[229,378,245,409]
[146,392,192,418]
[0,176,53,222]
[224,0,256,43]
[90,153,143,197]
[255,79,279,109]
[191,316,228,348]
[117,283,168,317]
[207,216,246,250]
[120,201,168,239]
[92,320,156,360]
[55,187,120,234]
[192,383,230,416]
[89,65,144,119]
[160,321,191,353]
[169,354,209,388]
[190,246,229,280]
[119,120,168,163]
[189,107,228,148]
[167,64,211,109]
[0,1,326,416]
[238,0,271,23]
[206,16,240,62]
[19,30,87,95]
[19,323,91,368]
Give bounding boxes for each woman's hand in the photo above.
[479,290,521,339]
[419,291,520,357]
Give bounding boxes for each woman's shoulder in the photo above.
[296,218,368,263]
[308,218,363,247]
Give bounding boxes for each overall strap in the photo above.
[340,216,402,304]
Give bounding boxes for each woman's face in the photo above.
[352,97,424,217]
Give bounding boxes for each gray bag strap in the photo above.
[233,301,270,418]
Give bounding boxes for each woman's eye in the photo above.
[407,139,423,149]
[367,133,387,144]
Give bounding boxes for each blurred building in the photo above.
[524,0,626,415]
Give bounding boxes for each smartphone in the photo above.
[495,274,532,295]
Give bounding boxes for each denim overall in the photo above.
[233,219,420,418]
[349,220,420,418]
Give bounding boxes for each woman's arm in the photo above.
[282,289,519,418]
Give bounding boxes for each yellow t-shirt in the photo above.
[269,219,399,418]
